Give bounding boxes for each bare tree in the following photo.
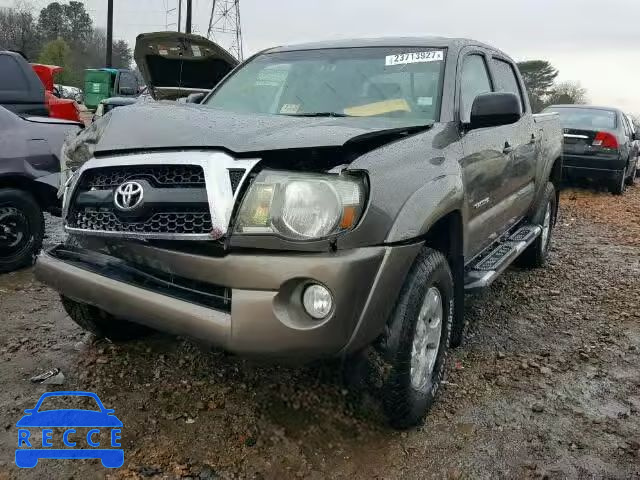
[0,2,41,60]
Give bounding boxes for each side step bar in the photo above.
[464,224,542,291]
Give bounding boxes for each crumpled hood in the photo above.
[92,102,427,155]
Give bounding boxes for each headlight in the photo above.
[235,170,366,240]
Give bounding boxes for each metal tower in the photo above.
[207,0,243,61]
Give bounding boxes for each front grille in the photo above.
[67,163,246,239]
[70,210,212,235]
[228,169,245,193]
[81,165,205,189]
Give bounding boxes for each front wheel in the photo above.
[61,296,152,341]
[0,189,44,273]
[381,248,453,429]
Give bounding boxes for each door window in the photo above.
[460,55,492,123]
[0,56,28,91]
[491,58,525,112]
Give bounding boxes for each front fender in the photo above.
[385,174,464,243]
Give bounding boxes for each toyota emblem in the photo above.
[114,181,144,211]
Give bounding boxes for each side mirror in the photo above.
[468,92,522,130]
[119,86,135,96]
[186,92,206,104]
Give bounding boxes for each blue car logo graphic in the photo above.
[15,391,123,468]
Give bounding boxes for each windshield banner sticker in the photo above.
[385,51,444,66]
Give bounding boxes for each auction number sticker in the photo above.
[385,50,444,66]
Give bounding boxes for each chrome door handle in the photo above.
[503,142,514,154]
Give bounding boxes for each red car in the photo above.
[31,64,82,123]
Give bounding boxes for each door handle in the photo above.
[503,142,514,154]
[529,134,537,144]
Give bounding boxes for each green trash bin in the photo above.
[84,68,118,111]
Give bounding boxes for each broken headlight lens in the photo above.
[235,170,366,240]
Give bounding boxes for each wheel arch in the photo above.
[0,175,58,214]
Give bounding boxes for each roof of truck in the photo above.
[266,36,499,54]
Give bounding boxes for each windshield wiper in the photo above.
[282,112,352,118]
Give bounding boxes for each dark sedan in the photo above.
[543,105,638,194]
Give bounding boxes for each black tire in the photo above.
[0,189,44,273]
[610,168,626,195]
[625,162,637,186]
[60,296,152,341]
[517,182,556,269]
[381,248,454,429]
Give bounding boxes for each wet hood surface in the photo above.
[94,102,428,155]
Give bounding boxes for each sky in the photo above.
[3,0,639,115]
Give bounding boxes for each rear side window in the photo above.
[491,58,525,111]
[546,107,617,130]
[0,56,28,91]
[118,72,137,91]
[460,55,492,123]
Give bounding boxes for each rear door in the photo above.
[488,56,536,222]
[458,49,511,257]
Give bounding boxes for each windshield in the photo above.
[205,47,446,122]
[545,106,617,130]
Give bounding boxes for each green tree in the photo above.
[0,5,42,60]
[517,60,559,113]
[37,38,77,85]
[37,2,67,42]
[546,81,588,106]
[112,39,132,69]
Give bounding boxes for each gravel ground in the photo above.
[0,185,639,479]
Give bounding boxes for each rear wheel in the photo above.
[610,168,626,195]
[517,182,556,269]
[0,189,44,273]
[61,296,152,341]
[381,248,453,429]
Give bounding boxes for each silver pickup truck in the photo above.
[36,35,562,428]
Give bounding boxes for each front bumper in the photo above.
[35,241,421,358]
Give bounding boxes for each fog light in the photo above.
[302,284,333,319]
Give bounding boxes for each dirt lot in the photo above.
[0,185,639,480]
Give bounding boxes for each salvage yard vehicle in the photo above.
[0,51,48,117]
[544,105,637,194]
[92,96,139,122]
[133,31,238,101]
[83,68,140,112]
[0,106,82,272]
[36,37,563,428]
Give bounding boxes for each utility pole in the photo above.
[186,0,192,34]
[178,0,182,32]
[207,0,243,60]
[106,0,113,67]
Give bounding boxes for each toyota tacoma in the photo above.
[35,36,562,428]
